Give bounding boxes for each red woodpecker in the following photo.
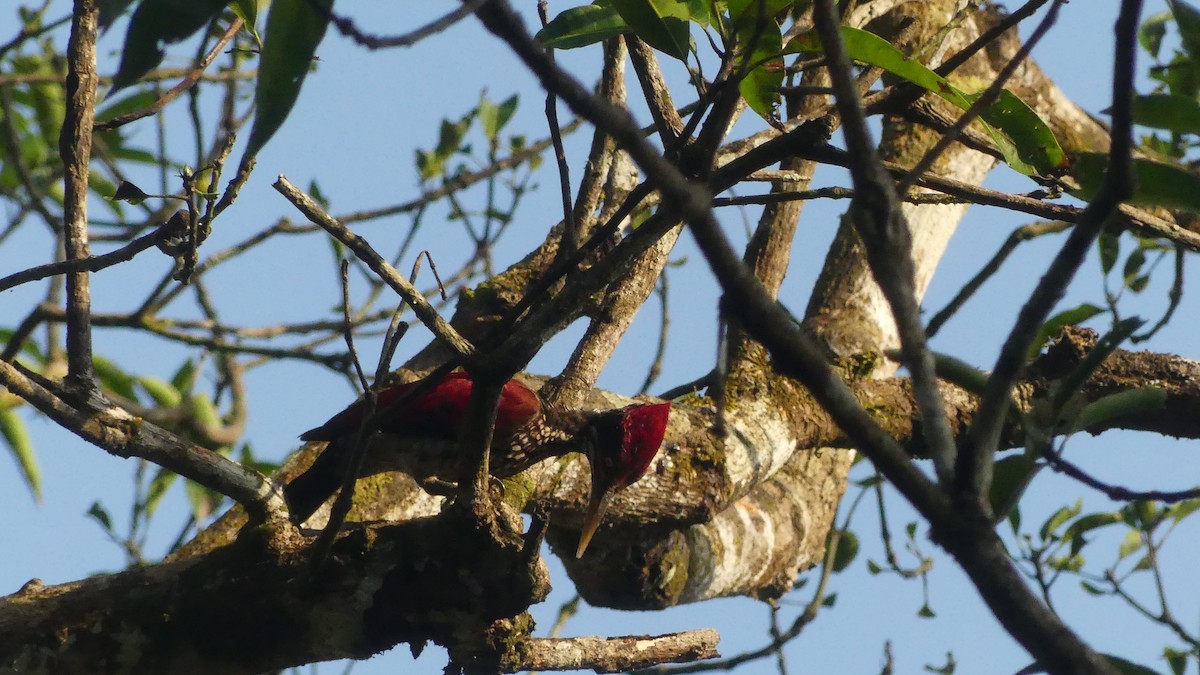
[285,371,671,557]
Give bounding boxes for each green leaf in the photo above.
[1117,529,1145,560]
[112,0,230,89]
[829,529,859,572]
[171,358,198,394]
[610,0,693,61]
[787,26,1065,176]
[1073,388,1167,432]
[1039,499,1082,541]
[727,0,794,23]
[480,94,519,141]
[1138,11,1172,58]
[96,90,158,123]
[536,4,628,49]
[185,478,221,522]
[988,454,1040,523]
[93,355,139,400]
[1169,0,1200,65]
[243,0,333,158]
[927,351,990,394]
[1098,232,1120,274]
[1130,93,1200,134]
[866,559,882,575]
[733,16,784,123]
[1029,303,1104,361]
[1079,580,1107,596]
[232,0,266,46]
[189,393,222,428]
[1165,498,1200,523]
[684,0,719,28]
[917,604,936,618]
[1063,511,1122,556]
[1,408,41,502]
[1069,152,1200,213]
[86,500,114,533]
[143,467,178,520]
[1164,647,1188,675]
[135,376,184,408]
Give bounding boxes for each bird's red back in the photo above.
[300,371,542,441]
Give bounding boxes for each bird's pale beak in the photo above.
[576,477,616,558]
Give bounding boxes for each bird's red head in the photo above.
[577,401,671,557]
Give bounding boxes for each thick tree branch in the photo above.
[59,0,99,385]
[0,359,281,516]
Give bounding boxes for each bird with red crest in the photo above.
[286,370,671,557]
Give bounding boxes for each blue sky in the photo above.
[3,1,1198,673]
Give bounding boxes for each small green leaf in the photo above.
[135,376,183,408]
[112,0,230,89]
[866,559,883,575]
[829,529,859,572]
[917,604,936,618]
[243,0,333,158]
[1130,93,1200,134]
[185,479,220,522]
[1139,11,1172,57]
[480,94,519,141]
[988,454,1040,523]
[821,592,837,607]
[171,358,198,394]
[1098,232,1120,274]
[1073,388,1167,432]
[926,351,990,394]
[1029,303,1104,361]
[611,0,693,61]
[536,4,628,49]
[189,393,222,428]
[1063,511,1122,556]
[143,467,178,520]
[727,0,793,23]
[232,0,266,46]
[1117,529,1144,560]
[96,90,158,123]
[1169,0,1200,65]
[86,500,114,533]
[1,408,40,502]
[1164,647,1188,675]
[734,16,784,123]
[1079,580,1107,596]
[1039,499,1082,541]
[1165,498,1200,523]
[1069,152,1200,213]
[93,355,139,400]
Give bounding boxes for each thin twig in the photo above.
[273,175,476,362]
[94,18,243,132]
